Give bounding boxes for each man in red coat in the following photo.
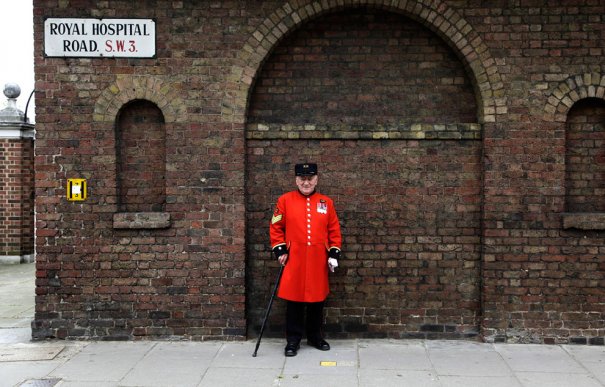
[270,163,342,357]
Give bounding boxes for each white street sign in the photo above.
[44,18,156,58]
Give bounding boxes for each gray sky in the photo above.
[0,1,35,122]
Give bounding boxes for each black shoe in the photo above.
[307,338,330,351]
[285,341,300,357]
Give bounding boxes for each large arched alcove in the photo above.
[245,7,483,339]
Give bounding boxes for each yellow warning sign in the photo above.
[320,361,337,367]
[67,178,87,201]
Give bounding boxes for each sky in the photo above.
[0,1,35,122]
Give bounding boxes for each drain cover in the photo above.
[19,379,61,387]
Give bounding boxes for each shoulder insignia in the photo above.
[271,214,283,224]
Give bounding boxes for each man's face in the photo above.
[296,175,318,195]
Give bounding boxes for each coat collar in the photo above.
[296,189,317,198]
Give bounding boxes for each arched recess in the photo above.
[565,98,605,213]
[244,4,491,339]
[94,75,184,229]
[116,100,166,213]
[545,73,605,230]
[225,0,505,125]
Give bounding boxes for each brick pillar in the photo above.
[0,83,35,264]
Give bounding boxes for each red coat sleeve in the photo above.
[270,195,286,250]
[327,198,342,251]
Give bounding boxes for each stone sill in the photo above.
[246,123,481,140]
[113,212,171,229]
[562,213,605,230]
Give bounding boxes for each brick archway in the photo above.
[226,0,505,125]
[93,75,185,123]
[544,72,605,123]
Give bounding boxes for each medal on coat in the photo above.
[317,201,327,214]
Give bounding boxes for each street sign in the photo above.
[44,18,156,58]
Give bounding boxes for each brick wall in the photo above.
[32,0,605,344]
[464,3,605,344]
[0,138,34,260]
[246,139,482,339]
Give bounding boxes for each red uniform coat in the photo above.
[270,190,342,302]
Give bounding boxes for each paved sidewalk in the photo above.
[1,263,604,387]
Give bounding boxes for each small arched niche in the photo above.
[562,97,605,230]
[113,99,171,229]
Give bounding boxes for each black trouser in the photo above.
[286,300,324,343]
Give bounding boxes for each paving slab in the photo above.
[427,340,512,377]
[438,375,522,387]
[274,372,360,387]
[515,372,603,387]
[120,342,222,387]
[49,341,154,382]
[0,343,65,362]
[562,345,605,385]
[359,369,440,387]
[198,367,282,387]
[52,381,118,387]
[358,339,432,370]
[212,340,285,369]
[495,343,586,374]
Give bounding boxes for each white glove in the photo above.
[328,258,338,272]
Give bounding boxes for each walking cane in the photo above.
[252,264,285,357]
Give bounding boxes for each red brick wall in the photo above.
[470,3,605,344]
[31,0,605,344]
[0,138,34,258]
[246,140,482,338]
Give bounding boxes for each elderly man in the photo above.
[270,163,342,357]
